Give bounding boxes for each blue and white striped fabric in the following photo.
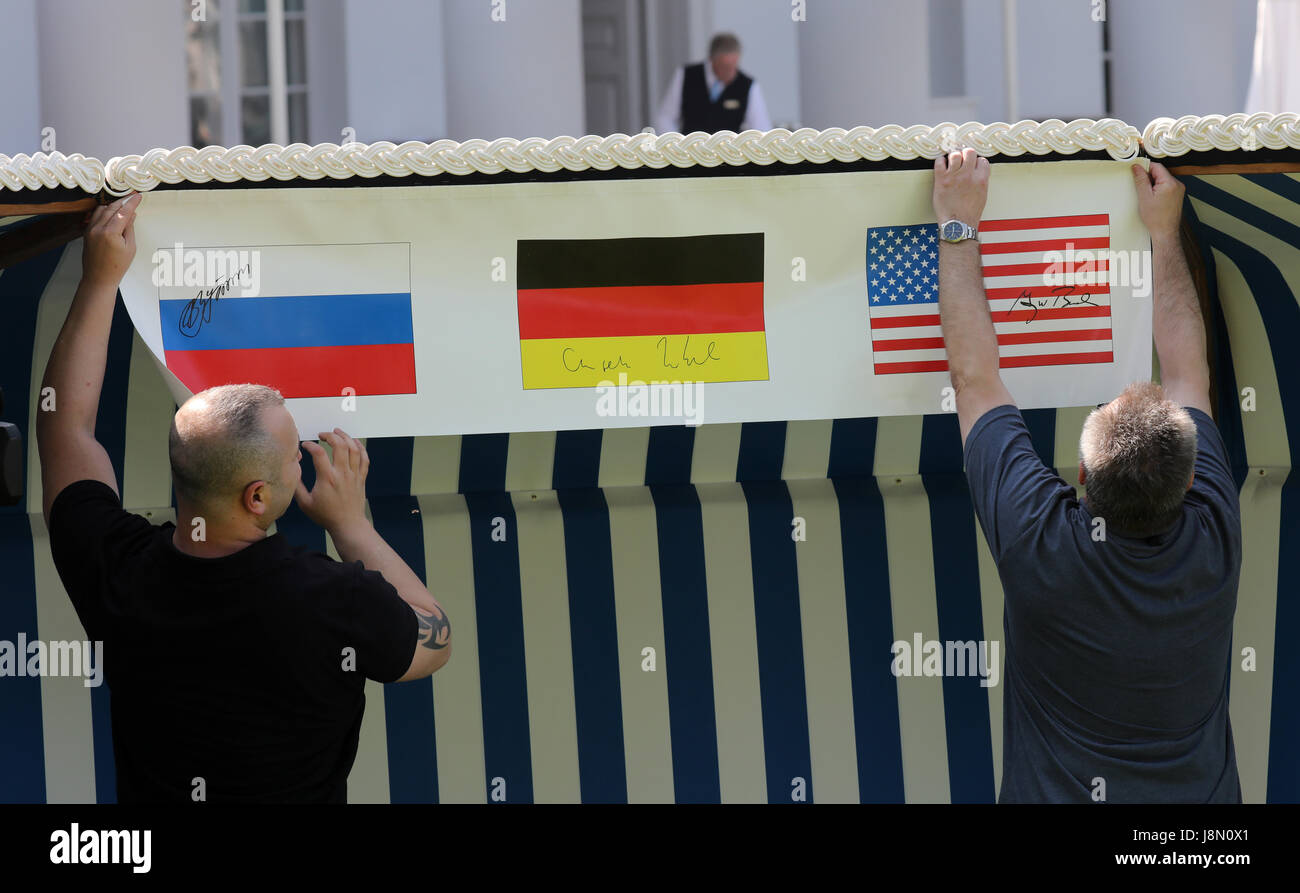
[1,175,1296,802]
[0,215,36,233]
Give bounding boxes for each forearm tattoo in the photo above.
[413,604,451,651]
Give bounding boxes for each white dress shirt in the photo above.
[654,62,773,134]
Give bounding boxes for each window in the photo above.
[186,3,223,146]
[184,0,309,148]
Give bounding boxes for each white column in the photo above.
[1014,0,1105,120]
[1109,0,1258,126]
[267,0,289,145]
[0,0,41,155]
[1001,0,1018,121]
[963,0,1110,125]
[797,0,929,129]
[685,0,715,58]
[305,0,348,145]
[962,0,1008,124]
[441,0,586,141]
[36,0,188,159]
[342,0,448,142]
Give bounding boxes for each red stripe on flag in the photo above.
[517,282,764,339]
[872,336,946,351]
[979,236,1109,255]
[874,359,951,374]
[999,350,1113,367]
[874,350,1113,375]
[979,214,1110,232]
[165,344,417,398]
[869,305,1110,330]
[997,328,1111,345]
[871,313,940,329]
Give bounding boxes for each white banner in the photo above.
[117,160,1151,439]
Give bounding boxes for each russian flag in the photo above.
[157,243,416,399]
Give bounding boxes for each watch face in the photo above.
[941,221,963,241]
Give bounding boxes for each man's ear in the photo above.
[1078,462,1086,486]
[1187,472,1194,491]
[242,480,269,515]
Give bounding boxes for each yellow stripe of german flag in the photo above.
[520,332,770,389]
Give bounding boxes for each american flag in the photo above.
[867,214,1113,375]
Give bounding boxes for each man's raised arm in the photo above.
[934,148,1015,447]
[295,429,452,681]
[1131,162,1213,417]
[35,193,141,525]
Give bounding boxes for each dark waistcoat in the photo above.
[680,62,753,133]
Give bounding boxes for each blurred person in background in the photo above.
[654,32,773,135]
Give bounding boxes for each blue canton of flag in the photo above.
[867,224,940,305]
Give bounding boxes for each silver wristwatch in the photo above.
[939,219,979,243]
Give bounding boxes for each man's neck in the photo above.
[171,512,269,559]
[1081,496,1177,539]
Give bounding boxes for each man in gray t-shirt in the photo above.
[964,401,1241,802]
[931,149,1242,802]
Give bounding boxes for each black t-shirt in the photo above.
[964,405,1242,803]
[47,479,418,804]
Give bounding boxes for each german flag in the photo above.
[516,233,768,389]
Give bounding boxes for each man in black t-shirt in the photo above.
[35,194,451,803]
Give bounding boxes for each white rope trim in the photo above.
[1143,112,1300,158]
[2,115,1297,195]
[0,151,106,193]
[98,119,1142,193]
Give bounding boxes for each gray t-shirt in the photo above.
[963,403,1242,803]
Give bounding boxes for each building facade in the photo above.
[0,0,1263,170]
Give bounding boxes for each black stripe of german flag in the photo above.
[517,233,764,289]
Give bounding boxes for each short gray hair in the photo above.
[169,384,286,509]
[709,32,741,57]
[1079,380,1198,535]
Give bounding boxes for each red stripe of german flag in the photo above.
[517,282,764,339]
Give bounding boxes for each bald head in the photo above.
[169,384,295,515]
